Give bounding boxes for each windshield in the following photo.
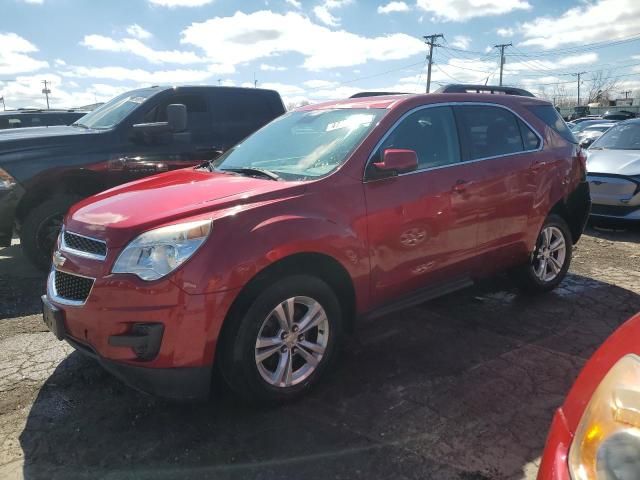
[591,122,640,150]
[74,89,158,129]
[213,108,386,180]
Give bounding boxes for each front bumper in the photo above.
[537,408,572,480]
[66,336,212,401]
[45,249,240,399]
[588,174,640,221]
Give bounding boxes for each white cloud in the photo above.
[259,82,305,95]
[416,0,530,22]
[148,0,213,7]
[304,79,339,89]
[126,24,152,40]
[54,58,66,66]
[21,0,44,4]
[181,10,424,71]
[80,34,227,68]
[0,33,49,76]
[520,0,640,49]
[377,1,409,14]
[259,63,287,71]
[61,65,216,84]
[451,35,471,50]
[285,0,301,8]
[496,27,514,38]
[313,0,352,26]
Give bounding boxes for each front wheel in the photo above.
[20,195,81,271]
[219,275,342,404]
[511,214,573,293]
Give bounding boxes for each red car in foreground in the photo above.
[538,312,640,480]
[42,87,590,402]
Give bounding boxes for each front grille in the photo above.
[591,204,640,217]
[63,231,107,258]
[54,270,94,303]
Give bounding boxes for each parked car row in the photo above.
[0,108,88,130]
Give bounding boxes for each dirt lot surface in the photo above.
[1,225,639,480]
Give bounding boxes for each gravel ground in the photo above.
[0,224,639,480]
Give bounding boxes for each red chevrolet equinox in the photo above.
[42,89,591,402]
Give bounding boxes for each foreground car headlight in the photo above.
[569,355,640,479]
[112,219,211,281]
[0,168,16,190]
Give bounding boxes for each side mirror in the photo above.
[371,149,418,178]
[132,103,187,135]
[166,104,187,132]
[580,138,594,149]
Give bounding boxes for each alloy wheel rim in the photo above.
[255,296,329,388]
[533,226,566,282]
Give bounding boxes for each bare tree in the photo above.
[585,71,619,105]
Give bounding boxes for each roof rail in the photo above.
[436,84,535,97]
[349,91,410,98]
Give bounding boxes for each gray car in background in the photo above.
[586,119,640,221]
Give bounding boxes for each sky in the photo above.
[1,0,640,109]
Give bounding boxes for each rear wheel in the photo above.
[20,195,81,271]
[511,214,573,293]
[219,275,342,404]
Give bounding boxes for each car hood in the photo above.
[66,168,306,247]
[586,149,640,176]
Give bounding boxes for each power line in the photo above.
[494,42,512,86]
[423,33,444,93]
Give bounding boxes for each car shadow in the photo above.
[0,242,47,320]
[19,273,640,480]
[587,221,640,243]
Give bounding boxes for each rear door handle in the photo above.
[530,160,548,172]
[452,179,470,193]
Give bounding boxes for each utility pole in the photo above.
[572,72,586,106]
[423,33,444,94]
[41,79,51,109]
[253,72,258,88]
[0,97,5,111]
[621,90,632,99]
[494,42,512,86]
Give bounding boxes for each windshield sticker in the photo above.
[326,114,375,132]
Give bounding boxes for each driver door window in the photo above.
[377,106,461,170]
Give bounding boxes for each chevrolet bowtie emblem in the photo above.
[52,251,66,268]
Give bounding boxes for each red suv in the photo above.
[42,88,591,402]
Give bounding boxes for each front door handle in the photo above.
[452,179,470,193]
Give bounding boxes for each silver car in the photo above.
[576,122,617,148]
[586,119,640,221]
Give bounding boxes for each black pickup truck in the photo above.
[0,85,286,268]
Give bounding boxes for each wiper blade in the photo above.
[220,167,281,181]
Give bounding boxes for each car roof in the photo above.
[298,92,551,111]
[584,123,616,128]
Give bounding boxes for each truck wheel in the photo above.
[511,214,573,293]
[219,275,342,404]
[20,195,81,271]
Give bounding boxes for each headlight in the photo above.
[0,168,16,190]
[569,354,640,480]
[112,219,211,281]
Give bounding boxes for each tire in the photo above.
[219,275,342,404]
[20,195,81,271]
[511,214,573,293]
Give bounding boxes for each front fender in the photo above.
[175,211,368,297]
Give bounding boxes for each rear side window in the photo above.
[454,105,524,160]
[528,105,577,144]
[213,91,275,126]
[518,118,540,150]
